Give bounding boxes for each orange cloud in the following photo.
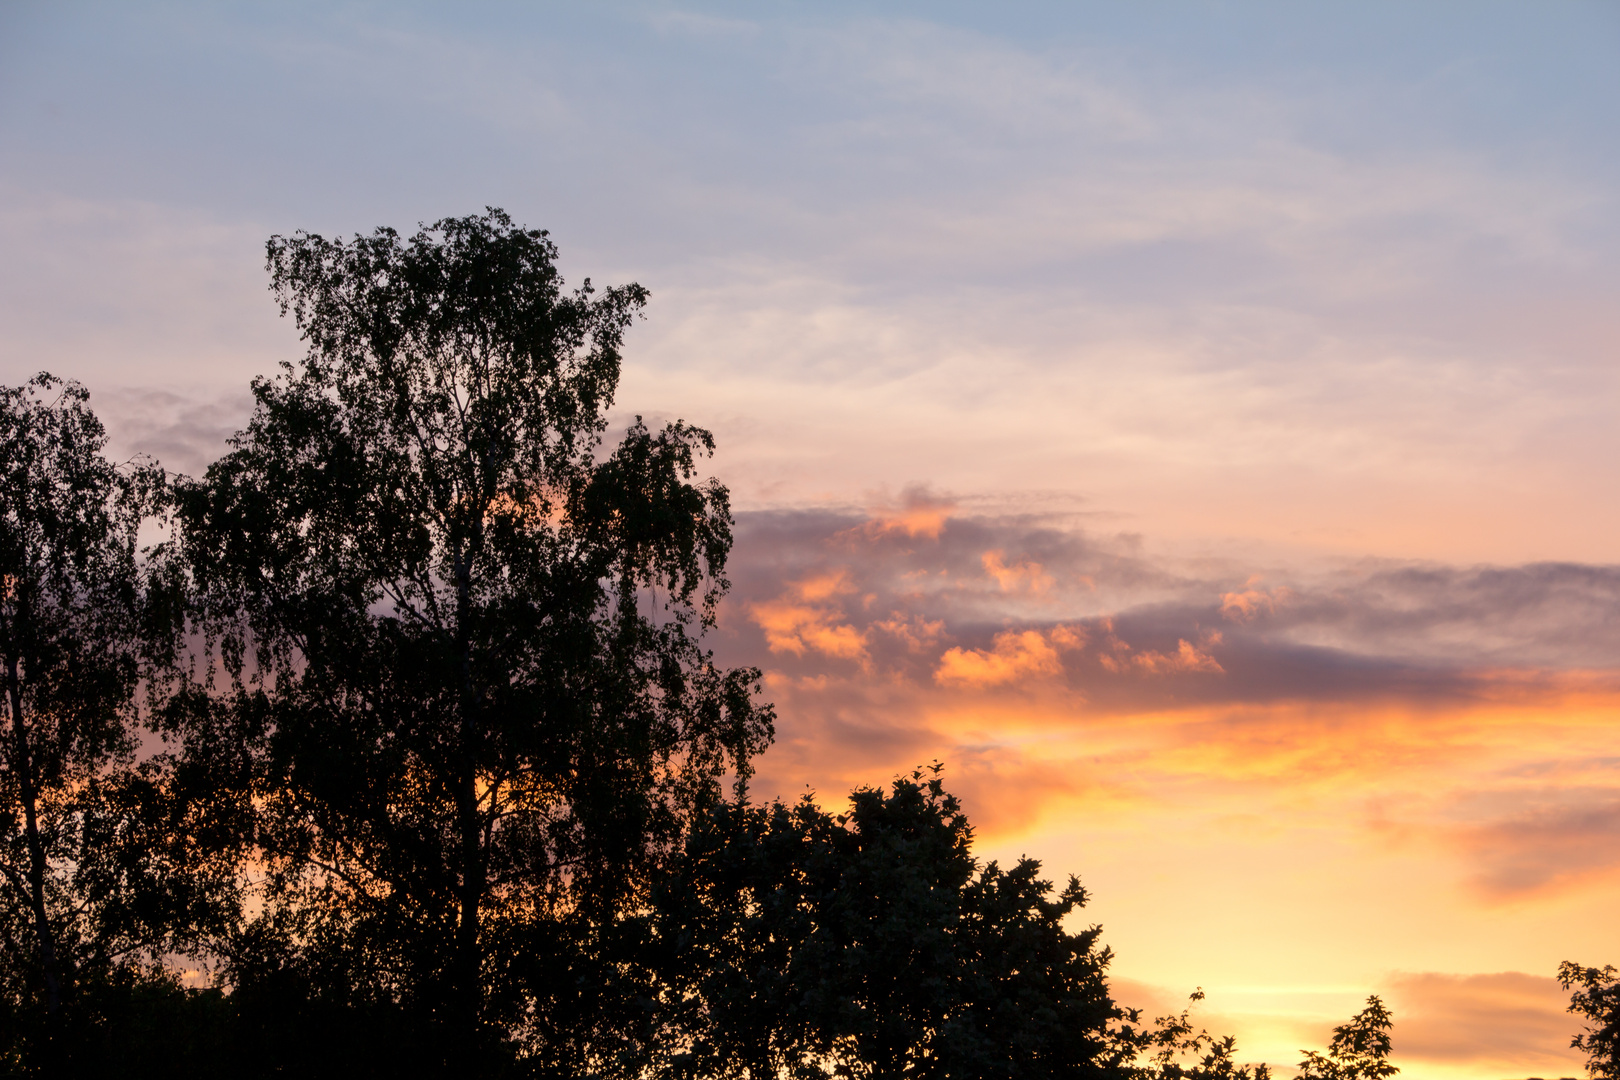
[1096,618,1134,672]
[791,570,852,603]
[1096,623,1225,675]
[1221,579,1292,621]
[934,625,1086,688]
[847,487,956,540]
[1132,634,1225,674]
[936,629,1061,688]
[982,549,1054,595]
[1048,624,1087,650]
[753,665,1620,830]
[749,570,869,660]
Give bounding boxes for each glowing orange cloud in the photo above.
[934,625,1085,688]
[1131,633,1225,674]
[1220,578,1292,621]
[749,570,869,660]
[982,549,1054,595]
[847,487,956,540]
[1092,624,1223,675]
[753,656,1620,884]
[936,630,1060,687]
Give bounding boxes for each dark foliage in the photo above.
[1561,961,1620,1080]
[1117,989,1272,1079]
[654,766,1129,1079]
[158,209,773,1071]
[0,374,237,1071]
[1292,996,1397,1080]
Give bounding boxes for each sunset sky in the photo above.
[3,3,1618,1075]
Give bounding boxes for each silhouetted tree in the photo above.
[1294,996,1397,1080]
[1123,990,1272,1079]
[1108,990,1401,1080]
[165,210,773,1071]
[5,215,1422,1080]
[654,766,1129,1079]
[1560,961,1620,1080]
[0,374,230,1066]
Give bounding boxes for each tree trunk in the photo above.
[5,652,64,1015]
[454,748,482,1061]
[452,541,485,1064]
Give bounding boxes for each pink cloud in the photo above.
[1385,971,1585,1073]
[1457,795,1620,900]
[872,612,946,652]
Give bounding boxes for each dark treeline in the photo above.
[0,210,1611,1079]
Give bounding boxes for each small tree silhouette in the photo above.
[1559,961,1620,1080]
[1295,996,1398,1080]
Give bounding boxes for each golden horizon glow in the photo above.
[725,503,1620,1078]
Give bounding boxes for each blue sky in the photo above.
[3,4,1617,570]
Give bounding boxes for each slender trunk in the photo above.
[448,418,497,1062]
[454,746,481,1058]
[5,653,64,1014]
[452,543,484,1062]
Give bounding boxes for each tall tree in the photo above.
[0,374,179,1052]
[169,209,772,1069]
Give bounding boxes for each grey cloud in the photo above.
[717,505,1620,878]
[1265,562,1620,670]
[94,385,254,479]
[718,508,1620,707]
[1453,792,1620,899]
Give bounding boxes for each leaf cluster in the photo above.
[654,765,1125,1080]
[1,373,240,1068]
[1113,989,1272,1080]
[150,209,772,1067]
[1561,961,1620,1080]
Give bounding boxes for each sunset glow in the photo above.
[722,504,1620,1075]
[3,2,1617,1074]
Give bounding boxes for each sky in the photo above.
[3,2,1618,1075]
